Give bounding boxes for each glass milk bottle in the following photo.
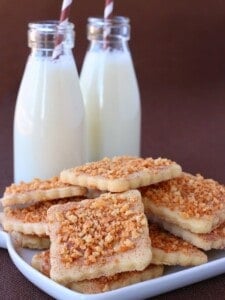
[80,17,141,162]
[14,21,84,183]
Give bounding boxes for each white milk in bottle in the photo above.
[14,21,84,182]
[80,17,141,162]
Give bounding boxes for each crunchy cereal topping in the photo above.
[149,223,197,253]
[141,173,225,218]
[70,156,176,179]
[5,198,79,223]
[51,192,147,267]
[4,177,73,195]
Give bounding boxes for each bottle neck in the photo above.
[86,16,130,53]
[88,39,129,53]
[30,47,73,58]
[28,21,75,58]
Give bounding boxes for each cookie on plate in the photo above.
[150,215,225,251]
[1,197,82,237]
[11,231,50,249]
[149,223,207,265]
[60,156,182,192]
[47,190,152,284]
[1,176,87,207]
[142,173,225,234]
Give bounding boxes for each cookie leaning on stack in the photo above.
[46,190,152,284]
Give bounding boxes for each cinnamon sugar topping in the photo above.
[70,156,176,179]
[48,191,147,267]
[149,223,197,253]
[142,173,225,218]
[5,177,73,195]
[4,198,78,223]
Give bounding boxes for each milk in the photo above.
[14,54,84,182]
[80,49,141,162]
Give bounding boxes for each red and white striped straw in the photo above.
[52,0,73,60]
[103,0,114,42]
[104,0,114,19]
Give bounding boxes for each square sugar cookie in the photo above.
[1,176,87,207]
[60,156,182,192]
[11,231,50,249]
[149,223,207,266]
[142,173,225,234]
[1,198,81,237]
[47,190,152,284]
[149,215,225,251]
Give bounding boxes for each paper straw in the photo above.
[104,0,114,19]
[52,0,73,60]
[103,0,114,44]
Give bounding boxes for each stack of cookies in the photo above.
[142,173,225,251]
[1,156,222,294]
[0,176,87,249]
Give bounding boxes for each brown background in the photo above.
[0,0,225,299]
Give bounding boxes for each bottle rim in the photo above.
[28,20,75,32]
[87,16,130,26]
[28,20,75,50]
